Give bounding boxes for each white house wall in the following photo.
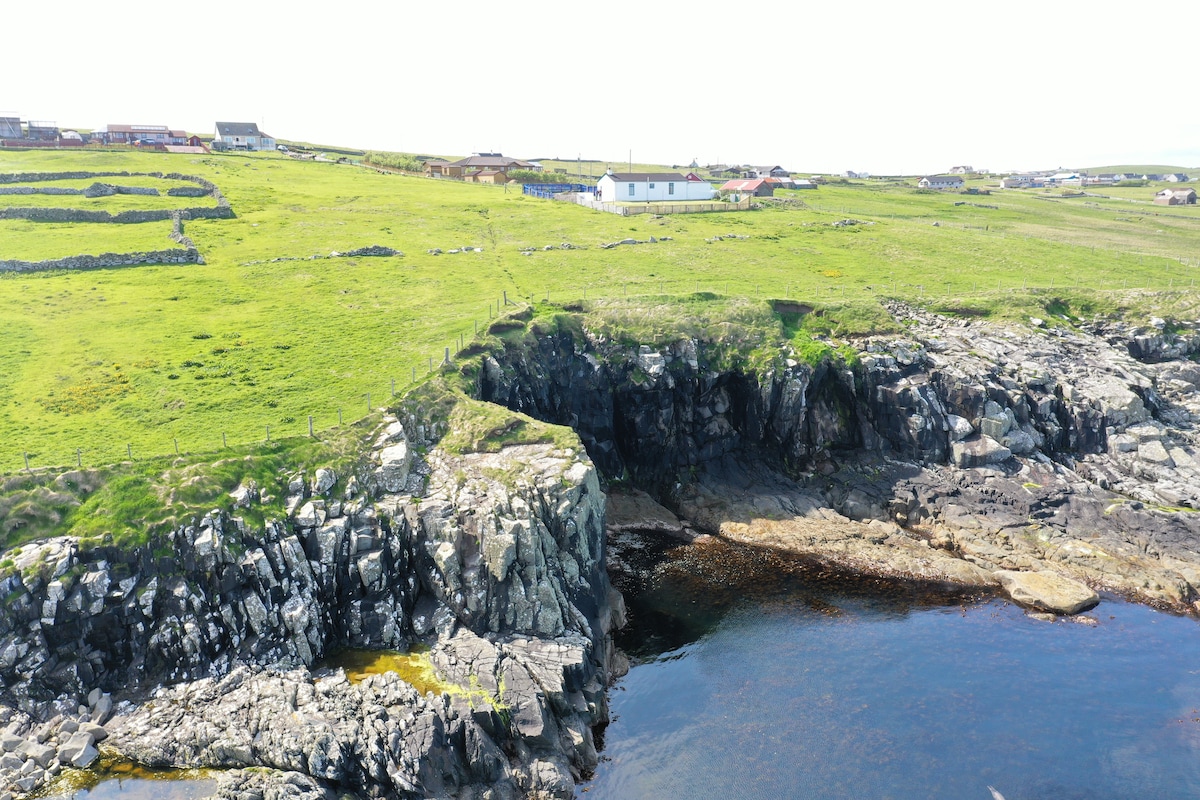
[596,176,715,202]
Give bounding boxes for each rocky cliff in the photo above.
[0,420,620,798]
[477,302,1200,611]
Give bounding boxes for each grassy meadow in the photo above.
[1,146,1199,478]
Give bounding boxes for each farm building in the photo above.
[1154,187,1197,205]
[1165,173,1191,183]
[423,159,451,176]
[25,121,59,141]
[595,171,716,203]
[214,122,276,151]
[720,178,774,197]
[949,165,974,174]
[0,117,22,139]
[918,175,965,189]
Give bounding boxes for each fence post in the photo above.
[127,443,132,460]
[23,452,29,472]
[76,449,81,468]
[365,393,371,413]
[391,378,396,396]
[428,357,433,372]
[444,347,450,365]
[309,415,314,437]
[222,432,227,448]
[338,408,343,425]
[174,438,180,455]
[265,426,270,442]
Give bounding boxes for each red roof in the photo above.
[720,179,766,192]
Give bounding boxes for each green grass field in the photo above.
[0,146,1198,475]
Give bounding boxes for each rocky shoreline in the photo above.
[2,300,1200,797]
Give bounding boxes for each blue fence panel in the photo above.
[523,184,594,199]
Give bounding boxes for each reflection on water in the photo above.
[39,758,216,800]
[586,535,1200,799]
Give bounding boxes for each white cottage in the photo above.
[918,175,965,189]
[214,121,276,151]
[595,171,715,203]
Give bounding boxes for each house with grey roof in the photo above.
[595,170,716,202]
[214,122,276,151]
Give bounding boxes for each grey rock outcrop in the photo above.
[0,418,619,798]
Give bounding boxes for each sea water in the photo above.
[583,535,1200,799]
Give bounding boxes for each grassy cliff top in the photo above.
[0,147,1198,472]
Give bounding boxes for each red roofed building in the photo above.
[720,178,774,197]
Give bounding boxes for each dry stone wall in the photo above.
[0,172,227,273]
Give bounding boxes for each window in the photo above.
[649,182,655,189]
[669,183,675,195]
[628,183,635,196]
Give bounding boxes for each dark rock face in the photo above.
[477,303,1200,610]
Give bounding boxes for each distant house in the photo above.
[1000,175,1029,189]
[792,179,818,189]
[106,124,186,145]
[423,159,451,177]
[720,178,774,197]
[0,117,22,139]
[918,175,964,189]
[1142,174,1163,182]
[595,171,716,203]
[1046,172,1081,185]
[949,165,974,174]
[437,153,536,180]
[214,122,276,151]
[1154,187,1197,205]
[1165,173,1190,183]
[742,165,789,179]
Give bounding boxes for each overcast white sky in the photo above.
[5,0,1198,174]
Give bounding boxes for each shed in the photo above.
[1154,187,1197,205]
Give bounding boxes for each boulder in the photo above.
[994,570,1100,614]
[950,435,1011,468]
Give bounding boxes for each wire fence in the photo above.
[8,266,1199,476]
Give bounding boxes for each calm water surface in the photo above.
[584,535,1200,799]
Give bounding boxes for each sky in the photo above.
[5,0,1199,175]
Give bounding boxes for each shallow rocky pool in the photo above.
[584,534,1200,799]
